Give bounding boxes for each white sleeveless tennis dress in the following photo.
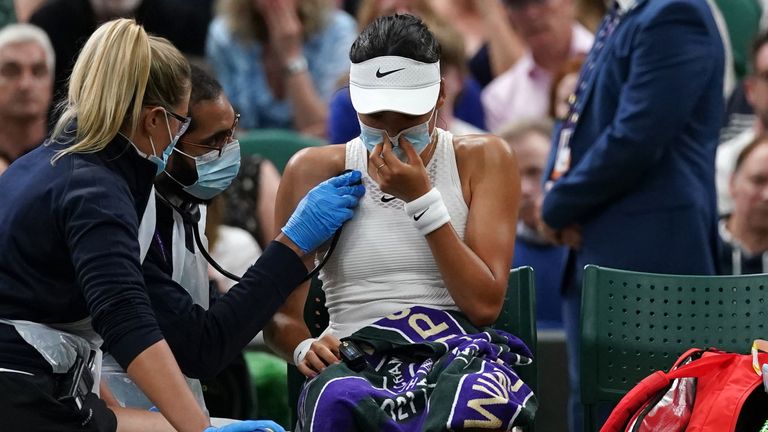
[318,128,469,339]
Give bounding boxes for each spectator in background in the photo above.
[220,154,282,250]
[207,0,356,137]
[355,0,433,27]
[0,24,53,162]
[429,22,486,135]
[30,0,213,109]
[719,136,768,275]
[549,54,585,120]
[540,1,724,430]
[499,119,566,330]
[718,31,768,215]
[481,0,593,132]
[428,0,524,88]
[206,196,262,294]
[327,15,485,143]
[428,0,501,62]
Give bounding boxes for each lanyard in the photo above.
[550,2,635,180]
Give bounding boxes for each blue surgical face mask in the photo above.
[173,140,241,200]
[133,110,185,175]
[358,108,436,161]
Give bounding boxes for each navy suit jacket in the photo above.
[542,0,724,288]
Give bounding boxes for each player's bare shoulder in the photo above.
[283,144,347,186]
[452,132,516,173]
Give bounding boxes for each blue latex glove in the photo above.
[282,170,365,253]
[204,419,286,432]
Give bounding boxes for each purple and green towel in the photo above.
[296,306,537,431]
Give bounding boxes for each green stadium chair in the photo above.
[580,265,768,432]
[237,129,325,174]
[494,266,539,401]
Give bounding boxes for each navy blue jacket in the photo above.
[0,133,162,372]
[542,0,724,286]
[144,193,306,379]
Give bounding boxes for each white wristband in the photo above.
[403,187,451,236]
[284,54,308,75]
[293,338,317,365]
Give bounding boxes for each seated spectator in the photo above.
[429,22,486,135]
[721,81,757,144]
[207,0,356,137]
[718,135,768,275]
[30,0,213,107]
[220,154,281,250]
[355,0,434,27]
[427,0,524,88]
[206,195,262,294]
[0,24,53,162]
[718,30,768,215]
[481,0,593,132]
[500,119,567,330]
[327,18,485,144]
[265,14,535,430]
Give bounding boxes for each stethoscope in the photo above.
[157,188,346,285]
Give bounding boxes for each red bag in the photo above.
[602,348,768,432]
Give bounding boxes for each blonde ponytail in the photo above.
[52,18,190,161]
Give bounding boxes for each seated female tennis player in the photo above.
[265,14,536,431]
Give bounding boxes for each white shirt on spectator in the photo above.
[210,225,262,292]
[481,24,594,132]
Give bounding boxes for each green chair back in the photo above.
[238,129,325,173]
[287,267,539,428]
[494,266,538,398]
[580,265,768,431]
[0,0,16,28]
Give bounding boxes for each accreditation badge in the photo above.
[551,126,573,180]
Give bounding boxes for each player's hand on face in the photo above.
[368,135,431,202]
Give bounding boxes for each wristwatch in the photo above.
[284,55,308,76]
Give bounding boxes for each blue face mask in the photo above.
[358,108,436,161]
[174,140,241,200]
[135,110,187,175]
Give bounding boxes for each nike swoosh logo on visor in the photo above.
[414,208,429,221]
[376,67,405,78]
[381,195,397,203]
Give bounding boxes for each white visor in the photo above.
[349,56,441,115]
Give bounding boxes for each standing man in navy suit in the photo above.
[539,0,725,430]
